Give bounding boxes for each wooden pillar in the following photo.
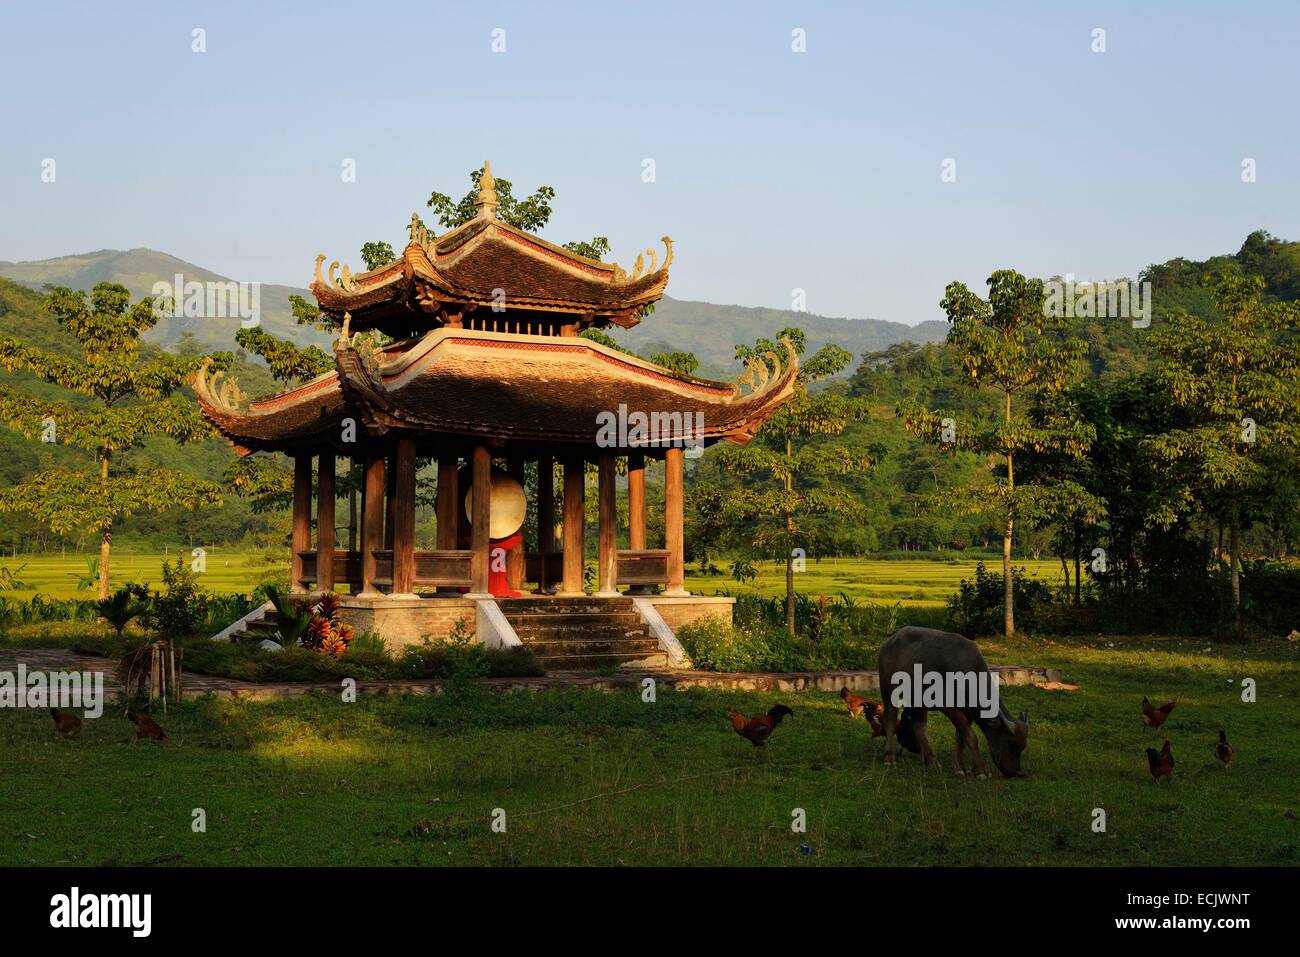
[384,446,398,550]
[664,446,686,594]
[596,452,618,595]
[536,454,554,592]
[359,450,386,597]
[316,451,336,593]
[469,445,492,596]
[507,454,525,592]
[435,455,459,550]
[291,452,312,592]
[560,456,585,595]
[627,453,646,550]
[391,438,417,595]
[347,459,358,552]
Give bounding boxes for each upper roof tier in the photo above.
[311,162,671,338]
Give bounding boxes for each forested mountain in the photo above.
[0,248,945,377]
[0,249,319,352]
[609,297,946,378]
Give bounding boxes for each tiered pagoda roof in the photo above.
[196,162,798,455]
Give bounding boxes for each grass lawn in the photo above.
[3,633,1296,866]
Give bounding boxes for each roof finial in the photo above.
[475,160,498,220]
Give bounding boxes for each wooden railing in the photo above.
[299,547,667,590]
[616,549,670,586]
[524,552,565,585]
[297,551,362,588]
[298,550,472,589]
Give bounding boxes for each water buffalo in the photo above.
[877,626,1029,778]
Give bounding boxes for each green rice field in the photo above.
[687,556,1064,607]
[0,552,1064,606]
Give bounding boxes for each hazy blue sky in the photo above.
[2,1,1296,325]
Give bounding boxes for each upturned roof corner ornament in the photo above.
[315,254,359,292]
[735,337,795,397]
[194,358,246,411]
[612,236,673,284]
[409,212,431,248]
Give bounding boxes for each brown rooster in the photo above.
[1146,738,1174,783]
[727,704,793,748]
[49,708,82,739]
[126,709,167,742]
[1141,696,1176,730]
[1214,729,1234,768]
[839,687,881,721]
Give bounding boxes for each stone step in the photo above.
[524,638,662,658]
[535,651,670,670]
[497,600,634,616]
[499,611,644,628]
[509,631,650,647]
[509,621,647,634]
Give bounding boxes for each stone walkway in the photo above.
[0,648,1060,700]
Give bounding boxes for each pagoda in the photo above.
[195,163,797,662]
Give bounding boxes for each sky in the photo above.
[1,0,1297,326]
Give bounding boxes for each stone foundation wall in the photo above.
[338,596,476,650]
[647,595,734,630]
[337,594,731,655]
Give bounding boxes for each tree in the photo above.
[366,165,611,265]
[712,328,877,635]
[899,270,1091,637]
[0,284,228,597]
[1146,272,1300,635]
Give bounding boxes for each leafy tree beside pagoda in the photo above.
[708,328,877,636]
[1146,272,1300,635]
[0,284,230,598]
[899,270,1092,637]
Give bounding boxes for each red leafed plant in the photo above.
[301,592,353,657]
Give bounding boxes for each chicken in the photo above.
[1214,729,1234,768]
[126,709,167,742]
[49,708,82,739]
[1146,738,1174,783]
[1141,696,1176,730]
[727,704,793,747]
[839,687,882,721]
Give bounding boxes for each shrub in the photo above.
[149,558,209,637]
[399,620,489,682]
[676,614,878,673]
[676,616,774,672]
[0,594,100,627]
[96,584,150,637]
[730,591,901,643]
[1241,561,1300,635]
[263,585,313,648]
[945,561,1055,637]
[346,630,388,657]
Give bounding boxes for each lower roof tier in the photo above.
[196,328,797,455]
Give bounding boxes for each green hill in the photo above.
[0,248,945,377]
[0,248,323,352]
[612,297,947,378]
